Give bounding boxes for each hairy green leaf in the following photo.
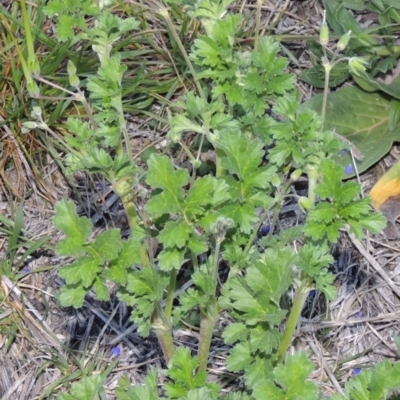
[53,200,92,256]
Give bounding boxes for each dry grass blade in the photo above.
[1,275,61,350]
[348,231,400,299]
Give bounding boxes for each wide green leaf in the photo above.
[59,284,87,308]
[301,86,398,177]
[53,200,92,255]
[226,342,253,372]
[184,176,214,218]
[158,220,193,249]
[146,155,189,217]
[59,255,100,287]
[108,238,143,284]
[246,248,295,305]
[157,247,185,271]
[253,353,319,400]
[222,322,248,344]
[62,375,103,400]
[218,133,264,180]
[88,229,121,262]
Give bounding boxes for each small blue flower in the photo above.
[95,181,102,190]
[339,150,346,157]
[356,311,363,318]
[345,164,354,174]
[111,346,120,358]
[22,268,31,274]
[260,225,270,236]
[353,368,361,375]
[308,289,316,298]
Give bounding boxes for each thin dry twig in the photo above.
[347,231,400,298]
[307,336,345,396]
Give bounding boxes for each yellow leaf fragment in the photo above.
[370,161,400,209]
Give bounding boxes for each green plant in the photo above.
[56,357,118,400]
[23,0,399,398]
[300,0,400,177]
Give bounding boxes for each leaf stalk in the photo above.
[277,282,310,364]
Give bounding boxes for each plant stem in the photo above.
[118,107,133,160]
[121,197,139,229]
[198,307,217,371]
[307,167,319,205]
[152,302,175,364]
[179,140,197,164]
[211,240,221,283]
[165,269,177,320]
[192,251,199,272]
[114,181,151,267]
[198,239,221,370]
[215,148,226,177]
[321,63,331,130]
[277,282,310,364]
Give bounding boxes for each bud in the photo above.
[22,121,38,130]
[158,7,169,18]
[68,61,80,87]
[337,31,351,51]
[191,159,202,169]
[298,196,313,212]
[348,57,369,76]
[271,174,281,188]
[167,129,182,143]
[98,0,112,10]
[319,10,329,47]
[321,56,331,73]
[210,216,234,241]
[28,56,40,77]
[38,121,49,130]
[207,129,220,143]
[69,75,80,88]
[27,81,40,98]
[67,60,77,76]
[291,169,302,181]
[32,102,42,117]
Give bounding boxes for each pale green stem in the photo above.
[321,63,331,130]
[198,239,221,371]
[277,283,310,364]
[198,309,217,371]
[179,140,197,164]
[307,168,319,205]
[152,302,175,363]
[244,207,271,254]
[215,148,226,177]
[165,269,177,320]
[118,107,133,160]
[192,251,199,272]
[211,240,221,283]
[115,185,150,267]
